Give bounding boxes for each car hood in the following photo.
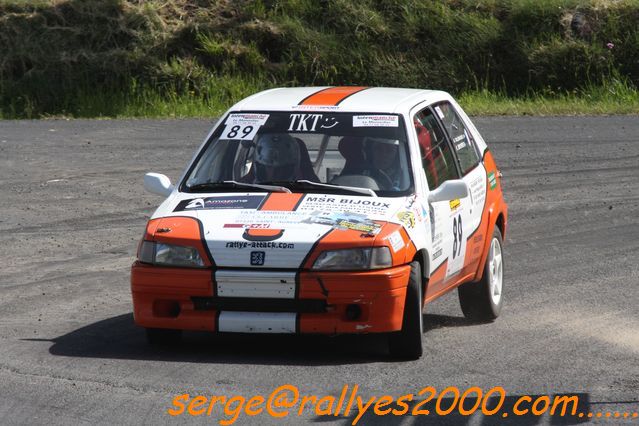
[153,192,413,269]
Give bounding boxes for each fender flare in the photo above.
[474,205,506,282]
[412,248,430,301]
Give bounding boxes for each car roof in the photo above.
[230,87,449,113]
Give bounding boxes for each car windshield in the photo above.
[183,111,412,196]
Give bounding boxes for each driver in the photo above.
[362,137,402,190]
[252,133,301,183]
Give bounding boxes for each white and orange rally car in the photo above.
[131,87,508,359]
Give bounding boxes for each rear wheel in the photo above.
[458,227,504,321]
[145,328,182,345]
[388,261,424,360]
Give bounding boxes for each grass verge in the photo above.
[3,82,637,119]
[460,78,639,115]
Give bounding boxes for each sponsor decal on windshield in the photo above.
[352,115,399,127]
[220,113,269,141]
[287,114,340,132]
[291,105,340,110]
[174,195,265,212]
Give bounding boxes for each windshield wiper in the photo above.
[187,180,291,193]
[291,180,376,197]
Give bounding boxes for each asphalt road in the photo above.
[0,116,637,425]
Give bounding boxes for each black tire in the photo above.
[388,261,424,360]
[458,227,504,321]
[145,328,182,345]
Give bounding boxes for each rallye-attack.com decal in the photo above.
[167,193,408,268]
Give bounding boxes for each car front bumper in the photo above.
[130,262,411,334]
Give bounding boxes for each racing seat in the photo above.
[337,136,365,175]
[414,121,439,188]
[294,138,320,182]
[330,136,381,190]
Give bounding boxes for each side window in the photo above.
[413,108,459,190]
[434,102,480,175]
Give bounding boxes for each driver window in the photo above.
[413,108,459,190]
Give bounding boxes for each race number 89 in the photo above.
[452,215,462,259]
[220,114,269,141]
[221,124,257,140]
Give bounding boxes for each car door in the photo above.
[412,106,469,298]
[433,101,486,277]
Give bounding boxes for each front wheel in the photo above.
[388,261,424,360]
[458,227,504,321]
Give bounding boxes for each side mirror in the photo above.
[428,179,469,203]
[144,173,174,197]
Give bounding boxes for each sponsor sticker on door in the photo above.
[488,172,497,190]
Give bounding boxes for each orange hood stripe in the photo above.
[259,193,304,211]
[243,193,304,240]
[299,86,369,106]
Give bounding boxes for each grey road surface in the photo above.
[0,117,637,425]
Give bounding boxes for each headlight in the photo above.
[312,247,392,271]
[137,241,205,268]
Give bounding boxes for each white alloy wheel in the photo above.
[458,227,504,321]
[488,237,503,306]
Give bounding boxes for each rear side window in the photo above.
[434,102,480,175]
[413,108,459,190]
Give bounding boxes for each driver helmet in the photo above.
[363,137,399,169]
[254,133,300,181]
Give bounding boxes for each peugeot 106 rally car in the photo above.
[131,87,508,359]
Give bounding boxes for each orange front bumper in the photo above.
[130,262,411,334]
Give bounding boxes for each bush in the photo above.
[0,0,637,117]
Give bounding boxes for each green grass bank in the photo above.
[1,0,638,118]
